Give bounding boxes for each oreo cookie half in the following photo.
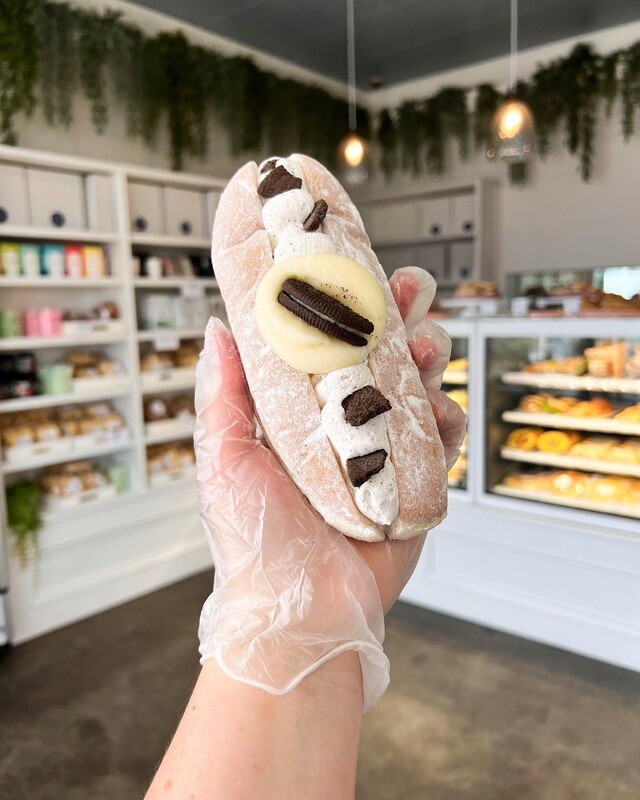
[303,199,328,231]
[342,386,391,427]
[258,165,302,198]
[277,278,373,347]
[346,449,387,487]
[260,159,278,174]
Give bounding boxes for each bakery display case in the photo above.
[482,318,640,522]
[440,318,471,492]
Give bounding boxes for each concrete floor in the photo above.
[0,573,638,800]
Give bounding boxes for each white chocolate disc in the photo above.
[255,253,386,374]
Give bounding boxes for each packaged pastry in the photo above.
[2,426,34,448]
[454,280,499,298]
[625,345,640,379]
[584,342,627,378]
[615,403,640,423]
[140,352,175,373]
[168,396,195,420]
[144,398,169,422]
[537,430,580,454]
[506,427,543,451]
[570,397,613,418]
[174,343,200,368]
[524,356,587,375]
[81,470,109,490]
[41,474,84,496]
[34,422,62,442]
[212,154,448,541]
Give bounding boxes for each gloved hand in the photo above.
[195,267,467,711]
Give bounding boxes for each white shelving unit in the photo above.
[0,144,226,643]
[502,371,640,394]
[502,410,640,436]
[500,447,640,478]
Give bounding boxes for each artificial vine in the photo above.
[0,0,639,182]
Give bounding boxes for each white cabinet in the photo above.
[449,241,474,282]
[0,163,30,226]
[451,192,475,236]
[28,168,85,229]
[419,196,451,239]
[414,243,447,282]
[164,187,206,239]
[365,200,421,243]
[205,190,221,234]
[85,174,115,231]
[128,181,165,235]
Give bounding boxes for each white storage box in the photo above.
[450,193,475,236]
[164,186,206,238]
[28,167,85,229]
[0,163,31,226]
[449,241,475,282]
[414,243,446,282]
[128,181,164,234]
[71,375,130,395]
[85,173,115,231]
[205,190,221,233]
[418,196,451,239]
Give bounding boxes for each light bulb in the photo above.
[343,134,365,166]
[497,104,524,139]
[487,99,535,164]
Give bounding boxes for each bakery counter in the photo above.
[402,316,640,674]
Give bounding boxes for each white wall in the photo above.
[360,22,640,282]
[12,5,640,283]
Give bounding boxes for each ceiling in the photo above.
[131,0,640,88]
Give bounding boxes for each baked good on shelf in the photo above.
[587,476,639,504]
[625,345,640,379]
[140,352,175,372]
[506,427,543,450]
[523,356,587,375]
[537,430,581,454]
[518,394,548,413]
[570,396,613,417]
[446,357,468,372]
[174,343,200,368]
[615,403,640,423]
[581,289,640,315]
[445,389,467,411]
[454,280,499,298]
[605,439,640,464]
[547,470,587,496]
[1,426,34,448]
[568,436,616,460]
[34,422,62,442]
[584,342,628,378]
[144,397,169,422]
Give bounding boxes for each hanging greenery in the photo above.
[6,480,42,566]
[0,0,37,143]
[0,0,638,183]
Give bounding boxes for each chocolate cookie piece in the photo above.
[346,449,387,487]
[342,386,391,426]
[260,159,278,174]
[257,165,302,198]
[277,278,374,347]
[303,199,328,231]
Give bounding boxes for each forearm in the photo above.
[145,651,364,800]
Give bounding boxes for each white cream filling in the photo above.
[258,157,398,526]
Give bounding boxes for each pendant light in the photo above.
[486,0,535,164]
[338,0,370,184]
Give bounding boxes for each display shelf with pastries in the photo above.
[483,317,640,521]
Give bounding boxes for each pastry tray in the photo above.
[502,372,640,394]
[42,483,118,511]
[500,447,640,478]
[502,410,640,437]
[493,484,640,519]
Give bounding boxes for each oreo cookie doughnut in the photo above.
[211,154,447,541]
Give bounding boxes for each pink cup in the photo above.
[24,309,41,337]
[39,308,62,337]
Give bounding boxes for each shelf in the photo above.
[0,277,121,288]
[41,488,135,522]
[500,447,640,478]
[0,331,127,350]
[3,440,133,475]
[502,410,640,437]
[373,234,473,248]
[0,380,132,412]
[148,465,197,488]
[137,328,204,342]
[493,484,640,519]
[130,234,211,249]
[0,225,119,243]
[141,368,195,394]
[145,420,194,446]
[442,370,467,385]
[502,372,640,394]
[134,277,219,290]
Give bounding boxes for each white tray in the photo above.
[493,484,640,519]
[502,410,640,437]
[62,319,126,335]
[72,375,130,394]
[145,418,194,445]
[442,370,468,385]
[141,367,196,394]
[73,427,131,452]
[502,372,640,394]
[500,447,640,478]
[148,465,196,487]
[4,438,73,464]
[42,483,117,511]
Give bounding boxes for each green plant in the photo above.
[0,0,38,143]
[7,480,42,566]
[620,42,640,139]
[474,83,502,150]
[377,109,398,178]
[77,8,121,134]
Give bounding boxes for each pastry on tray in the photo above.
[523,356,587,375]
[615,403,640,423]
[454,280,499,298]
[212,154,448,541]
[505,427,544,451]
[537,430,581,454]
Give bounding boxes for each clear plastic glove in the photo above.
[195,267,467,711]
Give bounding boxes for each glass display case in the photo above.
[482,319,640,522]
[438,319,471,493]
